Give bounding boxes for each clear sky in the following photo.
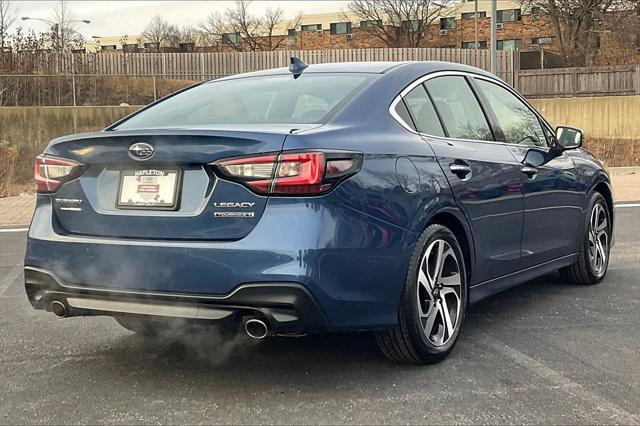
[12,1,350,38]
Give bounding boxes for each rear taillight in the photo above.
[34,155,83,193]
[214,151,362,196]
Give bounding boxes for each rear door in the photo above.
[404,75,525,285]
[471,77,584,267]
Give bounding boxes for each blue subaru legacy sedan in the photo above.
[24,60,613,364]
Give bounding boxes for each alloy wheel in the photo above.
[588,203,608,277]
[416,239,463,347]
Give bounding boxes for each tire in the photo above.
[376,224,468,364]
[559,191,611,285]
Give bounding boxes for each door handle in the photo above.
[449,163,472,175]
[521,166,538,177]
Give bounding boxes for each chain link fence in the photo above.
[0,74,232,107]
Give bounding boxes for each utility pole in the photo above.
[490,0,497,74]
[474,0,479,49]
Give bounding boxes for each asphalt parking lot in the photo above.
[0,207,639,425]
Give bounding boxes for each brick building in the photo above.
[88,1,640,66]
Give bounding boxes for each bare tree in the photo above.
[50,0,84,51]
[263,8,301,51]
[225,0,262,51]
[199,1,304,52]
[347,0,453,48]
[163,24,199,50]
[604,2,640,64]
[142,14,170,52]
[518,0,636,66]
[178,25,199,44]
[0,0,17,50]
[199,11,232,50]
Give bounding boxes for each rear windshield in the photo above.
[114,73,375,130]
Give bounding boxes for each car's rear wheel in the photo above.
[559,191,611,284]
[376,224,467,364]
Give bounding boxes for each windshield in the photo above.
[113,73,375,130]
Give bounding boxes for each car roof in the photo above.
[213,61,495,81]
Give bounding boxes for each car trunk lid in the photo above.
[45,126,313,240]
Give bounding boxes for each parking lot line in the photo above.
[479,333,640,424]
[0,265,22,297]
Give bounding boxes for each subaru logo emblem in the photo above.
[128,142,154,160]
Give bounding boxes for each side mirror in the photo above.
[555,126,583,150]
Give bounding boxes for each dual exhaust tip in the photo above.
[51,300,271,339]
[50,301,67,318]
[244,318,269,339]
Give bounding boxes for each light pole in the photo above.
[474,0,479,49]
[21,16,90,51]
[490,0,497,74]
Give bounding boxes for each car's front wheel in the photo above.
[560,191,611,284]
[376,224,467,364]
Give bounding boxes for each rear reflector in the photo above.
[34,155,83,193]
[213,151,362,196]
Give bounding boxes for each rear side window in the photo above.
[424,76,493,141]
[393,100,415,131]
[403,84,445,137]
[114,73,375,129]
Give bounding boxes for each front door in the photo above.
[470,77,584,269]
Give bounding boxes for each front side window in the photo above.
[440,17,457,30]
[402,84,445,137]
[330,22,352,35]
[114,73,375,130]
[424,76,492,141]
[475,79,546,147]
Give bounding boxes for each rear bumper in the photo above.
[25,267,329,334]
[25,194,414,331]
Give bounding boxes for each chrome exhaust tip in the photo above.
[50,301,67,318]
[244,318,269,339]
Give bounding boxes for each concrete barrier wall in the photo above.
[0,96,638,188]
[0,106,141,152]
[2,96,637,148]
[529,96,639,139]
[0,106,141,189]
